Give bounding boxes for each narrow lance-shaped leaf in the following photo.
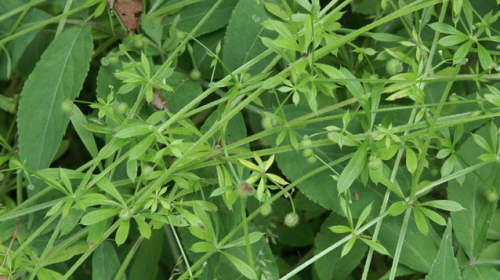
[338,138,368,193]
[18,25,93,195]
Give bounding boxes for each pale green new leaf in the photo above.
[337,139,368,193]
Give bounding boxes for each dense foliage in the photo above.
[1,0,500,279]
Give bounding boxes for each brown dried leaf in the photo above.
[112,0,143,33]
[149,88,169,111]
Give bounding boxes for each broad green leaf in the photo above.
[420,207,447,226]
[0,2,51,80]
[329,225,352,234]
[92,241,122,280]
[128,230,163,280]
[164,0,238,37]
[45,243,88,265]
[80,208,120,225]
[114,123,154,138]
[37,268,63,280]
[159,71,203,113]
[220,251,258,279]
[462,265,500,280]
[405,147,418,174]
[315,212,367,280]
[378,222,438,272]
[425,221,462,280]
[337,138,368,193]
[18,25,92,195]
[453,41,472,65]
[355,203,372,229]
[448,126,500,258]
[223,0,277,75]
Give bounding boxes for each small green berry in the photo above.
[119,209,132,220]
[237,181,254,197]
[100,57,110,66]
[386,59,404,75]
[284,212,299,227]
[133,36,144,48]
[307,155,317,164]
[142,165,154,178]
[261,117,276,130]
[301,137,313,148]
[61,100,73,114]
[116,102,129,115]
[190,69,201,80]
[108,55,119,65]
[484,188,498,203]
[368,157,382,170]
[260,203,272,216]
[303,148,314,157]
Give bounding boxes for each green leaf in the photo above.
[420,200,465,212]
[223,0,277,75]
[405,147,418,174]
[134,216,152,239]
[80,209,120,226]
[338,138,368,193]
[116,219,130,246]
[315,212,367,280]
[114,123,154,138]
[463,266,500,280]
[341,236,357,257]
[220,251,257,279]
[37,268,63,280]
[414,207,429,235]
[448,126,500,258]
[96,176,126,206]
[425,221,462,280]
[329,225,352,234]
[420,207,447,226]
[129,134,156,160]
[18,25,92,195]
[477,43,493,70]
[360,238,389,255]
[191,241,216,253]
[355,203,372,229]
[164,0,238,37]
[429,22,463,35]
[92,241,122,280]
[453,41,472,65]
[389,201,408,216]
[0,2,51,80]
[222,232,264,249]
[378,222,438,272]
[70,104,98,157]
[438,35,468,46]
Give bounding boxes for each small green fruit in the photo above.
[116,102,129,115]
[260,203,272,216]
[307,155,317,164]
[108,55,119,65]
[100,57,110,66]
[190,69,201,80]
[303,148,313,157]
[261,117,276,130]
[142,165,154,178]
[284,212,299,227]
[119,209,132,220]
[301,137,313,148]
[61,100,73,114]
[237,181,254,197]
[386,59,404,75]
[484,188,498,203]
[368,157,382,170]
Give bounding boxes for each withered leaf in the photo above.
[111,0,144,33]
[149,88,169,111]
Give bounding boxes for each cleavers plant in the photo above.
[1,0,500,279]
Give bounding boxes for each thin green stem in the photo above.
[240,198,255,271]
[55,0,73,36]
[389,207,412,280]
[115,235,145,280]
